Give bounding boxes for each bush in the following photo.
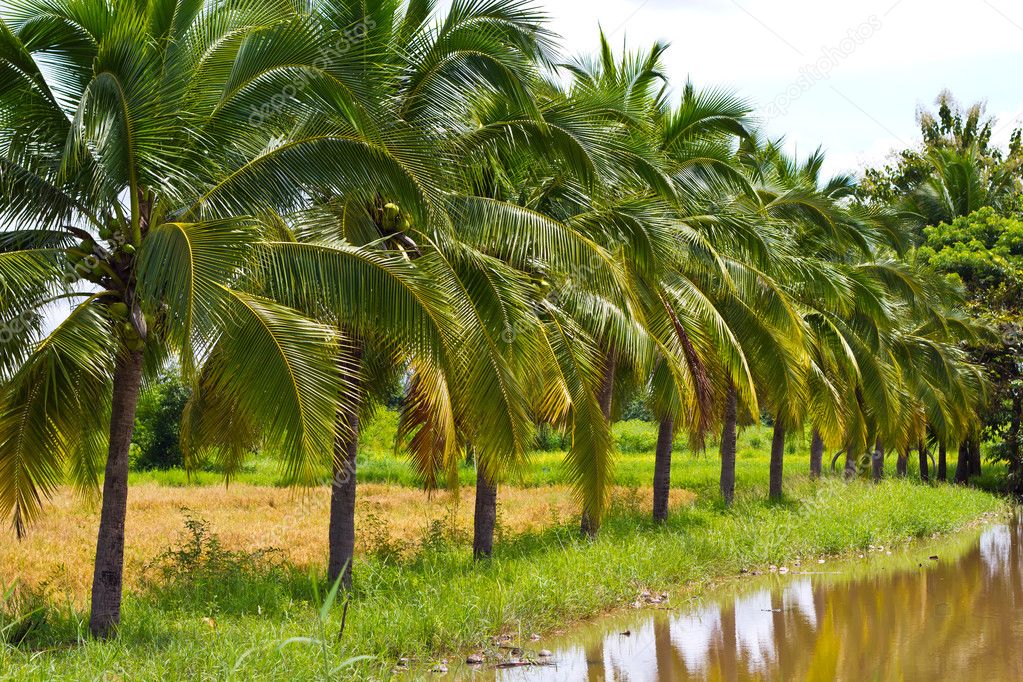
[615,420,659,453]
[132,374,191,471]
[534,423,569,451]
[0,583,45,646]
[359,407,400,454]
[621,392,654,421]
[143,512,295,615]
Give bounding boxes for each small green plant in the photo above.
[0,583,45,647]
[277,570,372,680]
[362,508,403,561]
[143,511,289,615]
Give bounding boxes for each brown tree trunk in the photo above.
[328,345,363,590]
[769,420,785,500]
[809,429,824,480]
[652,415,675,523]
[1008,395,1022,489]
[719,386,738,506]
[89,349,145,639]
[918,441,930,483]
[937,443,947,482]
[872,441,885,482]
[895,451,908,478]
[955,441,970,484]
[969,439,982,478]
[473,466,498,559]
[1009,396,1022,477]
[844,450,857,480]
[582,353,616,538]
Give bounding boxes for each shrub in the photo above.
[534,423,569,451]
[620,395,654,421]
[615,420,659,453]
[142,511,296,615]
[132,374,190,471]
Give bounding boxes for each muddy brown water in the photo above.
[454,515,1023,681]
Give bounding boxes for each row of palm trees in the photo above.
[0,0,986,640]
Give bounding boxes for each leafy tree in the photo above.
[132,373,190,471]
[859,91,1023,223]
[918,207,1023,300]
[916,207,1023,484]
[858,92,1023,486]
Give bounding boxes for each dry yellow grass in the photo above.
[0,483,695,603]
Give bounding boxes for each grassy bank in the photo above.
[0,418,1008,680]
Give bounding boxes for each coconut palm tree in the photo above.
[546,35,769,525]
[175,0,615,576]
[0,0,454,637]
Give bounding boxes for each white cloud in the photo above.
[545,0,1023,82]
[437,0,1023,176]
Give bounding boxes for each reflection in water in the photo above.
[497,518,1023,681]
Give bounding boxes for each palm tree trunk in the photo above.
[1008,395,1022,489]
[918,442,930,483]
[652,415,674,523]
[955,441,969,483]
[937,443,947,482]
[844,450,856,480]
[473,465,498,559]
[809,429,824,480]
[769,419,785,500]
[969,439,982,478]
[1002,394,1018,490]
[896,451,908,478]
[872,441,884,482]
[89,349,144,640]
[581,353,616,538]
[328,344,363,590]
[719,386,738,506]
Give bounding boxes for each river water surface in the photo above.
[476,516,1023,681]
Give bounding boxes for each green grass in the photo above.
[131,411,834,492]
[2,416,1010,680]
[131,410,1006,496]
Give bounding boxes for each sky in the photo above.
[505,0,1023,179]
